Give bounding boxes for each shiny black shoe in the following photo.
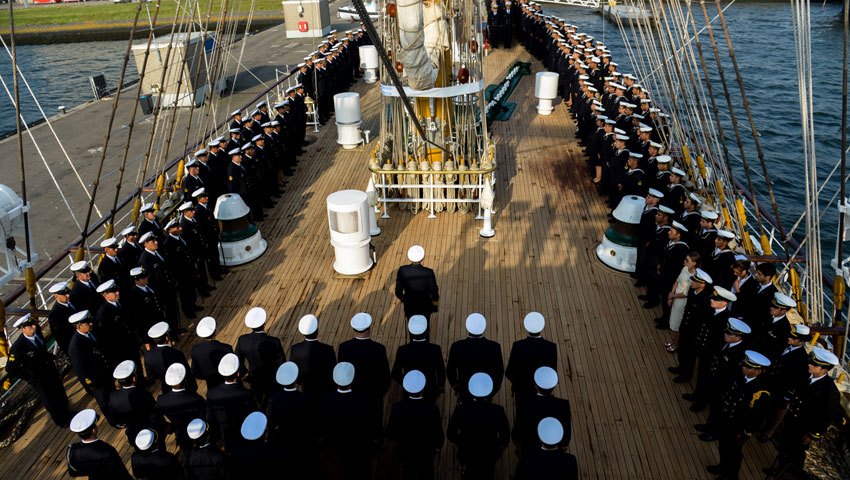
[654,322,669,330]
[193,305,205,312]
[681,392,696,401]
[706,465,722,475]
[638,294,649,301]
[673,376,691,384]
[698,432,716,442]
[199,290,211,298]
[642,301,659,309]
[690,403,708,413]
[694,423,709,432]
[668,366,681,374]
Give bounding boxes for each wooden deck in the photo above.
[0,44,777,479]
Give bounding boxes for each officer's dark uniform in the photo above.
[289,338,337,397]
[70,276,101,314]
[225,160,251,202]
[391,339,446,402]
[95,300,140,366]
[97,255,128,290]
[235,331,285,402]
[162,232,200,317]
[779,373,841,469]
[265,387,318,478]
[137,248,180,329]
[153,388,206,449]
[690,306,733,408]
[758,314,791,361]
[206,381,256,446]
[386,395,445,479]
[395,262,439,321]
[127,282,165,344]
[229,438,286,477]
[190,339,234,390]
[514,448,579,479]
[512,392,572,451]
[6,327,71,427]
[319,388,382,479]
[130,448,184,479]
[108,384,162,446]
[68,331,116,424]
[338,336,392,424]
[183,443,229,480]
[119,239,143,268]
[183,173,205,203]
[138,217,164,244]
[47,299,78,354]
[144,344,197,393]
[447,397,510,479]
[505,335,557,398]
[193,200,225,277]
[446,336,504,397]
[673,284,713,381]
[749,282,778,336]
[66,438,133,479]
[710,246,736,290]
[713,373,772,480]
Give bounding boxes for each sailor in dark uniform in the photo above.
[710,230,738,290]
[94,279,140,367]
[770,347,842,474]
[655,221,690,329]
[750,262,778,336]
[704,350,772,480]
[144,322,197,393]
[108,360,162,447]
[386,370,445,480]
[652,154,672,192]
[46,281,78,354]
[697,211,719,268]
[256,100,271,125]
[183,159,206,203]
[206,353,257,447]
[231,412,285,476]
[192,188,226,279]
[289,314,337,398]
[126,267,165,345]
[207,139,229,201]
[229,110,243,130]
[320,362,382,479]
[70,260,101,313]
[131,428,183,479]
[6,314,71,427]
[338,312,392,427]
[226,128,243,153]
[190,317,233,391]
[447,372,510,479]
[179,201,213,294]
[730,258,757,320]
[265,362,318,478]
[447,313,505,399]
[633,189,664,287]
[759,324,811,441]
[153,363,206,450]
[138,202,164,244]
[97,237,129,291]
[195,148,213,186]
[514,418,579,479]
[225,148,250,200]
[620,152,647,199]
[670,268,713,383]
[235,307,285,405]
[505,312,557,400]
[639,205,672,308]
[138,231,180,329]
[391,315,446,402]
[183,419,230,480]
[68,310,119,426]
[66,409,132,480]
[664,167,688,215]
[680,193,703,246]
[512,366,572,453]
[118,225,143,269]
[162,218,204,318]
[757,293,796,361]
[395,245,440,336]
[487,2,502,49]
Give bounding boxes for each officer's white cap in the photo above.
[148,321,170,339]
[656,155,672,164]
[140,202,156,213]
[658,205,675,215]
[811,347,840,367]
[468,372,494,398]
[228,148,241,156]
[716,230,736,240]
[465,313,486,335]
[671,167,687,177]
[100,237,118,248]
[49,281,69,294]
[712,286,737,303]
[68,310,91,324]
[135,429,156,451]
[119,225,136,236]
[407,245,425,262]
[130,267,145,277]
[113,360,136,380]
[773,292,797,309]
[70,409,98,433]
[218,353,240,377]
[276,361,299,386]
[240,412,268,441]
[692,268,713,284]
[726,318,751,335]
[165,218,179,231]
[139,232,154,243]
[615,134,629,141]
[230,110,241,117]
[350,312,372,332]
[178,201,194,212]
[537,417,564,445]
[629,152,644,159]
[245,307,267,329]
[791,324,811,337]
[196,317,216,338]
[671,221,688,233]
[207,140,219,147]
[649,141,663,149]
[192,188,207,198]
[523,312,545,334]
[408,315,428,335]
[333,362,355,386]
[187,418,207,439]
[70,260,89,272]
[403,370,426,394]
[13,313,34,329]
[534,366,558,390]
[95,279,117,294]
[701,210,719,221]
[298,314,318,335]
[743,350,772,368]
[647,188,664,198]
[165,363,187,386]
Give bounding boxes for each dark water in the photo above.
[0,4,846,260]
[548,2,846,266]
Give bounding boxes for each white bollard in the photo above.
[479,208,495,238]
[360,45,379,84]
[534,72,559,115]
[335,93,363,149]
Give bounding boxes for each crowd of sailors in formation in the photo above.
[6,246,576,479]
[512,3,844,479]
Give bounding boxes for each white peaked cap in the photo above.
[196,317,216,338]
[407,245,425,262]
[534,366,558,389]
[12,314,33,329]
[148,321,170,339]
[523,312,545,334]
[468,372,494,398]
[165,363,187,386]
[95,279,116,293]
[276,361,299,386]
[408,315,428,335]
[298,314,318,335]
[100,237,118,248]
[333,362,355,386]
[350,312,372,331]
[403,370,427,394]
[70,409,97,433]
[68,310,91,324]
[465,313,486,335]
[113,360,136,380]
[187,418,207,439]
[70,260,89,272]
[135,429,155,451]
[218,353,240,377]
[245,307,267,329]
[49,281,69,294]
[240,412,267,441]
[537,417,564,445]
